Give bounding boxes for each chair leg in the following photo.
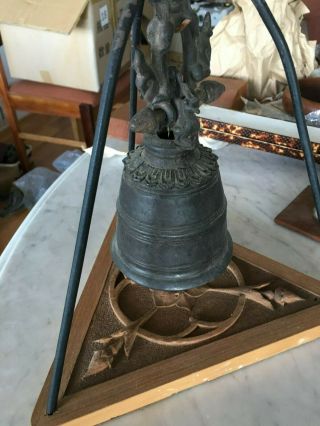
[79,104,95,148]
[0,59,31,172]
[3,107,31,172]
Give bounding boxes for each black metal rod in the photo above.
[251,0,320,220]
[128,0,145,152]
[46,1,138,416]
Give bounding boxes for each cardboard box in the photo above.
[0,0,121,92]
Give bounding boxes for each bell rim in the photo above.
[111,233,233,292]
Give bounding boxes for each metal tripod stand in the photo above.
[46,0,320,415]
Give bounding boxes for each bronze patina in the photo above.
[112,0,232,290]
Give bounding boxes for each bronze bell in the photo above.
[112,4,232,291]
[112,133,232,291]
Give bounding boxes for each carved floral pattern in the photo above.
[84,263,305,378]
[123,145,218,189]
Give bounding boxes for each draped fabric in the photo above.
[210,0,316,100]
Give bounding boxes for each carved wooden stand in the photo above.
[275,186,320,242]
[32,219,320,426]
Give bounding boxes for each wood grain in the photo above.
[32,219,116,424]
[32,219,320,426]
[9,94,81,118]
[19,133,86,149]
[34,309,320,426]
[275,186,320,242]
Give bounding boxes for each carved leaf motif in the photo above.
[86,270,308,378]
[151,290,180,307]
[151,287,208,312]
[197,283,273,310]
[261,288,304,307]
[84,335,124,378]
[84,308,157,378]
[85,350,113,377]
[202,282,305,311]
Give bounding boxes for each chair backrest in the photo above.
[0,38,10,100]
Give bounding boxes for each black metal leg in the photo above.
[46,1,139,416]
[128,0,145,152]
[251,0,320,221]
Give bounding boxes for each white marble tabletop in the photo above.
[1,137,320,426]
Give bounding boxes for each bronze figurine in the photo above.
[112,0,232,291]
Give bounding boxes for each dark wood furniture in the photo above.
[275,186,320,242]
[283,77,320,116]
[304,0,320,42]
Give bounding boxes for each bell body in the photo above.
[112,135,232,291]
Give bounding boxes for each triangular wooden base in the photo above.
[32,218,320,426]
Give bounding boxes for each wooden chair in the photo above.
[0,48,100,172]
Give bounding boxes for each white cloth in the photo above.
[210,0,316,99]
